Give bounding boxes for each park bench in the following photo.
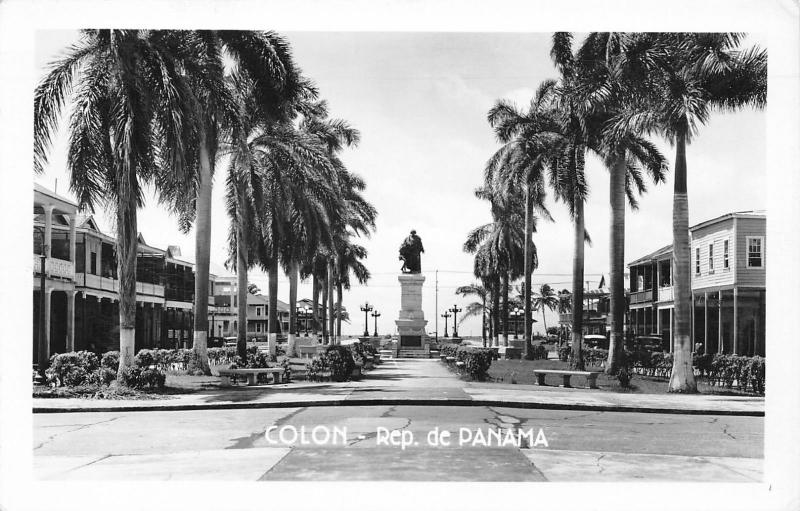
[218,367,286,387]
[533,369,599,389]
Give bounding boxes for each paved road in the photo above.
[34,404,763,482]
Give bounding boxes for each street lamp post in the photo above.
[371,310,381,337]
[448,305,462,338]
[360,302,373,337]
[441,311,451,338]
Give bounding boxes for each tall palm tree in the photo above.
[157,30,307,372]
[611,33,766,391]
[569,32,670,375]
[464,186,525,348]
[34,30,196,376]
[455,283,491,346]
[334,237,371,339]
[531,284,560,336]
[486,80,557,358]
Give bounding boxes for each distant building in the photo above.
[557,288,615,340]
[208,275,290,340]
[627,211,765,356]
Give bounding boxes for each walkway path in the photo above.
[33,359,765,415]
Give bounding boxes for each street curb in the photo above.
[32,398,765,417]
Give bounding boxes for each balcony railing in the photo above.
[658,286,673,302]
[630,290,653,304]
[33,254,74,280]
[75,273,165,297]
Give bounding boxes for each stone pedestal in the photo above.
[395,274,428,349]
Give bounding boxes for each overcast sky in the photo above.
[34,31,766,336]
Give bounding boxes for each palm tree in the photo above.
[611,33,766,391]
[486,80,558,358]
[154,30,307,372]
[531,284,560,336]
[569,32,671,375]
[34,30,196,376]
[455,283,491,346]
[464,186,526,348]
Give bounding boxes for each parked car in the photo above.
[634,335,665,353]
[583,334,609,349]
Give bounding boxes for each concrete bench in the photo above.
[218,367,286,387]
[533,369,599,389]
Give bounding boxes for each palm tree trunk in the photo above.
[312,275,320,338]
[321,274,329,344]
[541,307,548,335]
[492,277,500,347]
[191,126,213,374]
[287,261,298,357]
[268,246,279,357]
[571,198,585,370]
[116,161,138,378]
[481,296,487,347]
[606,149,626,375]
[523,184,534,359]
[235,184,248,361]
[668,131,698,392]
[336,282,343,341]
[501,270,510,347]
[327,259,336,345]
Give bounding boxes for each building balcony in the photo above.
[657,285,674,302]
[33,254,74,280]
[75,273,165,297]
[630,290,653,305]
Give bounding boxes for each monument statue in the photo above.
[398,229,424,274]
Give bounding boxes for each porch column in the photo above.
[44,204,54,258]
[68,213,77,265]
[44,287,53,360]
[669,307,674,353]
[703,292,709,354]
[733,288,738,355]
[717,291,723,354]
[66,290,76,351]
[691,294,696,350]
[656,307,662,343]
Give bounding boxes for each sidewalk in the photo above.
[33,359,765,416]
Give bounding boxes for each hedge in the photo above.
[439,343,498,381]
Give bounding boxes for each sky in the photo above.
[33,31,766,337]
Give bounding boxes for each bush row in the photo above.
[307,345,357,382]
[439,343,499,381]
[44,350,165,390]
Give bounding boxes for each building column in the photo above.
[44,287,53,361]
[733,288,739,355]
[66,290,76,351]
[68,213,77,264]
[703,292,709,354]
[44,205,54,258]
[691,294,696,351]
[669,307,674,353]
[717,290,723,354]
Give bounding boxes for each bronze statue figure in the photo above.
[399,230,424,274]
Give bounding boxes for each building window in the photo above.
[708,243,714,273]
[256,323,261,333]
[747,237,764,267]
[695,248,701,275]
[90,251,97,275]
[723,239,729,270]
[256,306,262,316]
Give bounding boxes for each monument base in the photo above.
[395,273,428,354]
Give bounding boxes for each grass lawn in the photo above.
[487,358,759,396]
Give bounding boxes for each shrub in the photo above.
[45,351,100,387]
[118,366,166,389]
[101,351,119,370]
[443,345,497,381]
[557,346,571,362]
[325,345,356,382]
[527,344,548,360]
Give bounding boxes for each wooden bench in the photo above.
[533,369,599,389]
[218,367,286,386]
